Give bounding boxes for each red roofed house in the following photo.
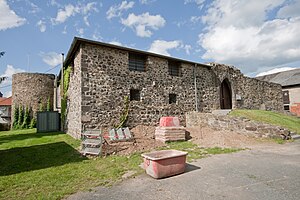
[0,96,12,131]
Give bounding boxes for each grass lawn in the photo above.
[230,109,300,134]
[0,129,240,200]
[0,129,142,200]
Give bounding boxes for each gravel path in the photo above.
[67,140,300,200]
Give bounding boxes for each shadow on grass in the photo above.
[0,131,65,145]
[0,142,86,176]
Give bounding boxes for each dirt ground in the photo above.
[101,125,269,156]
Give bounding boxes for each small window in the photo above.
[129,53,146,72]
[169,93,177,104]
[168,61,180,76]
[130,89,141,101]
[282,90,290,104]
[284,105,290,111]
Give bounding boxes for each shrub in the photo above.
[29,118,36,129]
[21,106,30,129]
[12,105,19,129]
[17,105,23,129]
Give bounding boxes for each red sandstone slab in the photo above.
[159,117,180,127]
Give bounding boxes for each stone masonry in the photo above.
[12,73,55,120]
[63,38,284,138]
[186,112,290,139]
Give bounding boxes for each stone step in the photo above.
[291,134,300,140]
[212,109,232,116]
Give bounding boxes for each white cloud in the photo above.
[36,20,46,32]
[26,1,41,14]
[76,28,84,36]
[51,2,98,25]
[52,4,78,24]
[148,40,181,56]
[62,25,67,34]
[121,12,166,37]
[198,0,300,74]
[0,65,25,86]
[183,44,192,55]
[107,1,134,20]
[0,0,26,31]
[109,41,122,46]
[140,0,156,4]
[184,0,205,8]
[190,16,201,23]
[40,52,61,67]
[256,67,297,77]
[92,29,102,41]
[277,0,300,18]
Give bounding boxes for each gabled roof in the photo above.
[63,37,211,69]
[256,68,300,87]
[0,97,12,106]
[57,37,212,84]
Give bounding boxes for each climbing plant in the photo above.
[47,97,51,111]
[61,66,72,125]
[21,106,30,129]
[29,118,36,129]
[115,96,130,129]
[17,105,24,129]
[39,101,44,112]
[12,105,19,129]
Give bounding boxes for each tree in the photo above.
[0,51,7,84]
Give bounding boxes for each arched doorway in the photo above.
[220,79,232,109]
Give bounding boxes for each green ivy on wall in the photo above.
[115,96,129,129]
[61,66,72,125]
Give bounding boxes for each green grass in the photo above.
[159,141,241,162]
[230,109,300,134]
[0,129,143,200]
[0,129,242,200]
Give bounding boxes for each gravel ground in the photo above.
[68,140,300,200]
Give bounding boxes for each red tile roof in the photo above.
[0,97,12,106]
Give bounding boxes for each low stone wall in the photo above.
[186,112,290,139]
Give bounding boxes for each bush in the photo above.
[21,106,30,129]
[17,106,23,129]
[29,118,36,129]
[12,105,19,129]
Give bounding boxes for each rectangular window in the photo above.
[168,61,180,76]
[169,93,177,104]
[130,89,141,101]
[282,90,290,104]
[128,53,146,72]
[284,105,290,111]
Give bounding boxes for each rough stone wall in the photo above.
[12,73,55,120]
[79,43,203,131]
[209,63,283,111]
[65,49,82,139]
[186,112,290,138]
[64,44,284,137]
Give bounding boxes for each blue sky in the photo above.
[1,0,300,97]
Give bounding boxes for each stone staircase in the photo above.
[212,109,232,116]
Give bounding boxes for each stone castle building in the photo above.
[12,73,55,117]
[59,37,283,139]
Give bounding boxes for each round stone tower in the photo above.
[12,73,55,117]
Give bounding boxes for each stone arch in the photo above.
[220,78,232,109]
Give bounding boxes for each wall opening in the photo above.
[130,89,141,101]
[169,93,177,104]
[220,79,232,109]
